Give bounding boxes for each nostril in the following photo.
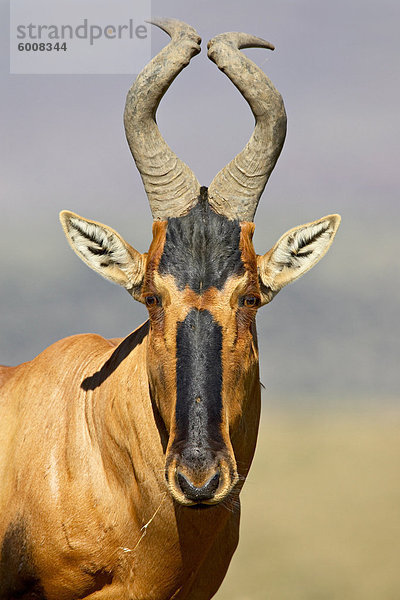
[206,472,220,495]
[177,471,220,503]
[177,472,191,496]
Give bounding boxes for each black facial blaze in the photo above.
[175,309,224,464]
[159,187,244,293]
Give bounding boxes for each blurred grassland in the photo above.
[216,408,400,600]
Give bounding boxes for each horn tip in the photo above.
[145,17,201,46]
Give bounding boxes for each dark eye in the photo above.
[242,295,260,308]
[145,295,160,308]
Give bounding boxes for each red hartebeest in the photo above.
[0,19,340,600]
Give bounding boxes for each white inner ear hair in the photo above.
[274,220,333,270]
[68,217,129,270]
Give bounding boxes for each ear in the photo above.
[258,214,341,304]
[60,211,146,300]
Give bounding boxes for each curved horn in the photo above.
[207,33,287,221]
[124,18,201,220]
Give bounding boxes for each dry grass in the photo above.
[216,408,400,600]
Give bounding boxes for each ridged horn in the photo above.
[207,32,287,221]
[124,18,201,220]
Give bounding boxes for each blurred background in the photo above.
[1,0,399,597]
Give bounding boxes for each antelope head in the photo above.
[60,19,340,506]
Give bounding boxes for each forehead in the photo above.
[157,190,246,293]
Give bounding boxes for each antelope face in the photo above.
[143,191,261,505]
[60,18,341,506]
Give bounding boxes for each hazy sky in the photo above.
[1,0,399,400]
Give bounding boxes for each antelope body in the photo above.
[0,19,340,600]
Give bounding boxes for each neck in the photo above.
[85,323,165,501]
